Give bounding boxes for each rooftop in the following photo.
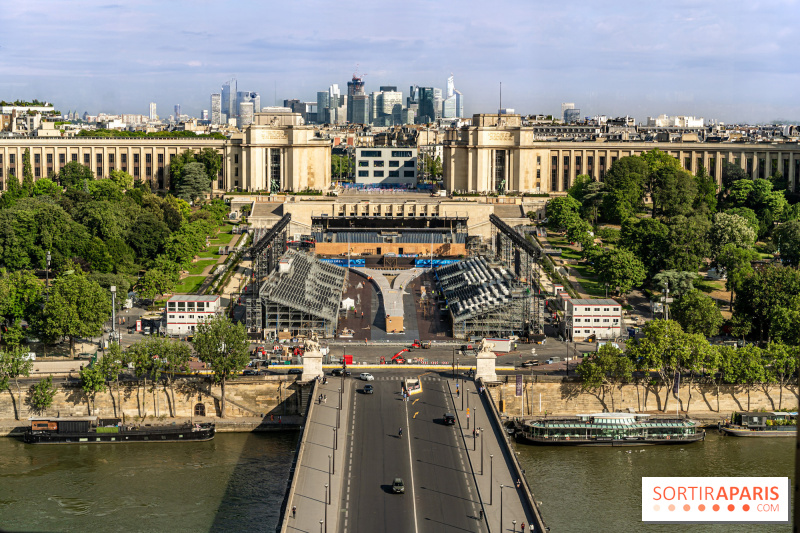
[168,295,221,302]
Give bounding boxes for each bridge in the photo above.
[277,351,547,533]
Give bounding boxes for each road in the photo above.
[340,370,484,533]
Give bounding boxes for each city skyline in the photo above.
[1,1,797,123]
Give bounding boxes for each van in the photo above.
[545,357,561,364]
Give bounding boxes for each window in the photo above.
[613,319,619,323]
[108,154,114,164]
[134,167,139,177]
[35,167,40,177]
[97,166,102,176]
[389,161,400,167]
[358,161,368,167]
[594,319,600,323]
[121,154,127,164]
[603,308,609,311]
[234,154,239,164]
[72,153,77,162]
[146,167,151,177]
[403,160,415,167]
[97,154,102,163]
[361,150,381,157]
[168,303,176,309]
[34,154,41,164]
[585,308,591,312]
[537,156,541,165]
[197,302,204,309]
[169,315,175,319]
[403,170,415,177]
[158,154,164,164]
[133,154,139,164]
[392,150,412,158]
[146,154,152,164]
[189,315,194,319]
[574,318,581,323]
[8,154,13,164]
[584,329,591,334]
[358,170,369,177]
[594,308,600,311]
[234,167,239,176]
[374,170,384,177]
[389,170,399,177]
[612,308,619,312]
[179,315,184,319]
[603,319,609,323]
[373,160,384,167]
[46,154,53,164]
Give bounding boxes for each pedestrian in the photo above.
[292,505,296,519]
[457,389,460,398]
[479,508,484,520]
[361,311,364,318]
[516,478,521,489]
[278,415,282,424]
[521,522,525,532]
[271,414,274,421]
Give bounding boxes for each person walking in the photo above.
[292,505,296,519]
[398,427,403,438]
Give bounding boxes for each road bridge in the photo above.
[280,368,546,533]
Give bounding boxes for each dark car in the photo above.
[242,369,257,376]
[392,478,405,494]
[331,369,351,377]
[288,368,303,375]
[363,384,374,394]
[520,360,539,368]
[443,413,456,425]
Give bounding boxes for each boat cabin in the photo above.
[734,412,796,428]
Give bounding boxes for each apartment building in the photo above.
[165,294,222,335]
[564,298,622,341]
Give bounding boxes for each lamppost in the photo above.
[452,347,456,379]
[500,484,504,532]
[328,455,332,502]
[110,285,117,346]
[480,428,484,474]
[490,455,494,504]
[513,520,517,532]
[333,427,337,450]
[337,387,341,429]
[319,519,323,533]
[324,483,329,533]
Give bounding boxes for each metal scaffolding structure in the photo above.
[246,214,291,332]
[435,256,534,340]
[489,214,544,335]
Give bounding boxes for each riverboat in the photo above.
[720,412,797,437]
[514,413,705,446]
[24,417,215,444]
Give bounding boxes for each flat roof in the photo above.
[569,299,619,306]
[167,295,221,302]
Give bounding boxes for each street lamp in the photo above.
[333,427,337,450]
[328,455,332,502]
[324,485,328,533]
[500,484,504,533]
[319,519,323,533]
[490,455,494,504]
[480,427,484,474]
[110,285,117,345]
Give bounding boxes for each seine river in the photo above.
[0,430,792,532]
[0,432,298,533]
[517,431,794,532]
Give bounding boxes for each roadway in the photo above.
[340,370,485,533]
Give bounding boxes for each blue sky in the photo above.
[1,0,797,123]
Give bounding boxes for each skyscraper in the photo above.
[174,104,181,120]
[433,88,443,120]
[238,102,254,129]
[316,91,329,123]
[561,103,575,122]
[202,110,209,121]
[446,75,455,98]
[210,93,222,124]
[149,102,157,120]
[222,78,237,120]
[454,90,464,118]
[346,75,365,123]
[418,87,435,124]
[237,91,261,118]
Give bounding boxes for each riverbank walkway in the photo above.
[281,377,352,533]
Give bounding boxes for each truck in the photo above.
[484,338,516,353]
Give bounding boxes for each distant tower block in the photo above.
[475,339,498,382]
[302,334,324,380]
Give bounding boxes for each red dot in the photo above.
[683,504,691,512]
[668,504,676,512]
[727,504,735,512]
[713,504,720,512]
[698,504,706,511]
[743,504,750,512]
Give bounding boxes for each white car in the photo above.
[359,373,375,381]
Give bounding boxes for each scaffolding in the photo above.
[435,256,534,340]
[246,214,291,333]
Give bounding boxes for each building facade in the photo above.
[165,294,222,335]
[0,111,331,193]
[354,147,417,187]
[443,114,800,193]
[210,93,222,125]
[563,298,622,342]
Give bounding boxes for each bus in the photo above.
[404,377,422,396]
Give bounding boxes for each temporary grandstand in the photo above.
[435,256,535,340]
[253,249,346,338]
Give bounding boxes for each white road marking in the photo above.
[404,396,419,533]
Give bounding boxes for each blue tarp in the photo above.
[415,259,460,267]
[320,258,366,267]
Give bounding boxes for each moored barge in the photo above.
[24,417,215,444]
[514,413,705,446]
[720,412,796,437]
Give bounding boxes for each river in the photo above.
[0,431,298,533]
[517,431,794,532]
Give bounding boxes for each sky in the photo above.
[0,0,797,124]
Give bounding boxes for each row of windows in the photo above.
[4,151,211,166]
[574,318,619,323]
[358,170,415,178]
[358,160,414,168]
[360,150,415,158]
[582,307,619,312]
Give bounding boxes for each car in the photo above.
[288,368,303,375]
[392,478,405,494]
[443,413,456,425]
[359,373,374,381]
[242,369,257,376]
[363,384,374,394]
[521,360,540,367]
[331,369,352,377]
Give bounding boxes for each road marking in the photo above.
[404,397,419,533]
[412,398,419,405]
[413,411,419,418]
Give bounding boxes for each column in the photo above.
[556,150,564,192]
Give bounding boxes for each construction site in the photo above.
[242,209,545,342]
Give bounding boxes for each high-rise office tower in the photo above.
[443,95,457,119]
[222,78,237,120]
[237,91,260,115]
[446,75,455,98]
[454,90,464,118]
[210,93,222,124]
[346,75,365,123]
[316,91,329,123]
[174,104,181,120]
[202,110,209,121]
[561,103,575,122]
[418,87,435,124]
[149,102,157,120]
[237,102,254,129]
[433,88,443,120]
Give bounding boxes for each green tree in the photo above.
[724,207,760,237]
[109,169,135,190]
[192,315,250,418]
[88,179,124,202]
[710,212,756,259]
[0,346,34,419]
[331,154,352,181]
[715,244,758,307]
[721,161,748,192]
[594,248,646,297]
[575,343,633,411]
[0,172,25,208]
[774,219,800,267]
[29,376,57,414]
[763,342,798,410]
[37,271,111,357]
[681,332,715,413]
[168,149,198,190]
[724,345,766,411]
[567,174,592,201]
[600,156,649,222]
[420,155,443,180]
[32,177,61,197]
[99,342,127,418]
[652,270,698,298]
[80,363,107,415]
[196,148,223,183]
[137,267,178,300]
[57,161,94,189]
[626,319,687,412]
[620,218,670,279]
[664,214,711,272]
[21,149,34,196]
[545,196,582,230]
[670,289,724,337]
[160,339,192,417]
[693,165,718,214]
[176,162,211,203]
[733,263,800,342]
[0,269,43,326]
[651,166,697,219]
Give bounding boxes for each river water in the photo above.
[0,429,793,532]
[0,431,298,533]
[516,431,794,532]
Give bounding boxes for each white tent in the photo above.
[341,297,355,310]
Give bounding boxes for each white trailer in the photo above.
[484,338,516,353]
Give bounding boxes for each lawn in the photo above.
[208,232,234,246]
[174,276,206,294]
[695,278,727,294]
[571,264,608,298]
[186,259,218,276]
[196,251,217,259]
